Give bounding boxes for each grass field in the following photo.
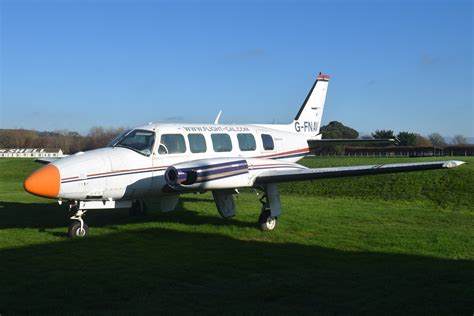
[0,157,473,314]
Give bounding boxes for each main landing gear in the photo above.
[257,183,282,231]
[129,199,146,216]
[258,208,277,231]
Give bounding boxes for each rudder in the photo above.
[292,73,330,136]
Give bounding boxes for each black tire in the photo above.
[258,209,278,231]
[68,221,89,238]
[129,200,147,216]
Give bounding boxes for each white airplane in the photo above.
[23,73,465,237]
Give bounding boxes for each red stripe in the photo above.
[62,176,79,180]
[88,165,168,177]
[62,165,168,181]
[255,147,311,159]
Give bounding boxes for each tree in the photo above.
[452,134,468,145]
[414,135,433,147]
[428,133,446,147]
[0,131,8,148]
[84,127,126,151]
[320,121,359,139]
[372,129,395,139]
[397,131,418,146]
[319,121,359,155]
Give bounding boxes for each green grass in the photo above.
[280,156,474,210]
[0,157,473,314]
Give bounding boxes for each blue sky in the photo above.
[1,0,472,137]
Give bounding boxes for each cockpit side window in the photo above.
[158,134,186,154]
[115,129,155,156]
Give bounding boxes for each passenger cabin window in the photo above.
[211,134,232,152]
[158,134,186,154]
[237,133,256,151]
[188,134,207,153]
[261,134,274,151]
[115,129,155,156]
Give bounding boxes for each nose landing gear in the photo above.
[68,209,88,238]
[65,199,136,238]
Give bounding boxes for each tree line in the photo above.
[0,127,125,154]
[320,121,470,147]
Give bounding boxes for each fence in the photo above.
[313,146,474,157]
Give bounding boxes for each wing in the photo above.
[254,160,465,184]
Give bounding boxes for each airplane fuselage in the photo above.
[30,123,315,202]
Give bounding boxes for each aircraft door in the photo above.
[152,131,190,192]
[151,147,166,192]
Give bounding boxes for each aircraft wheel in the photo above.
[68,221,89,238]
[258,209,278,231]
[129,200,146,216]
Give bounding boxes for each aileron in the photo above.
[255,160,465,184]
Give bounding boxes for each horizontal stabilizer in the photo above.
[255,160,465,184]
[34,158,57,164]
[308,138,396,147]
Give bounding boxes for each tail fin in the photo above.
[292,73,329,136]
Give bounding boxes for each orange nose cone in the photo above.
[24,164,60,198]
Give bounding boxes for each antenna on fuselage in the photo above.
[214,110,222,124]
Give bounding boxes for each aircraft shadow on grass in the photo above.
[0,196,256,230]
[0,225,472,314]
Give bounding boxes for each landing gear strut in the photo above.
[68,207,89,238]
[257,183,281,231]
[129,199,146,216]
[65,199,136,238]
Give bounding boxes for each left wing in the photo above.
[254,160,465,184]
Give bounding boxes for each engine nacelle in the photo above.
[164,158,250,190]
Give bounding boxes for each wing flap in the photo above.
[254,160,465,184]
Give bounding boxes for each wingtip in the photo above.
[443,160,466,168]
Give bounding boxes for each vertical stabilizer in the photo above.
[292,73,329,136]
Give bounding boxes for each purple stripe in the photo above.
[195,170,248,183]
[194,164,248,177]
[180,160,247,172]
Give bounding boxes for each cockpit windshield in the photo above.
[114,129,155,156]
[107,129,132,147]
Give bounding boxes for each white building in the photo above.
[0,148,64,158]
